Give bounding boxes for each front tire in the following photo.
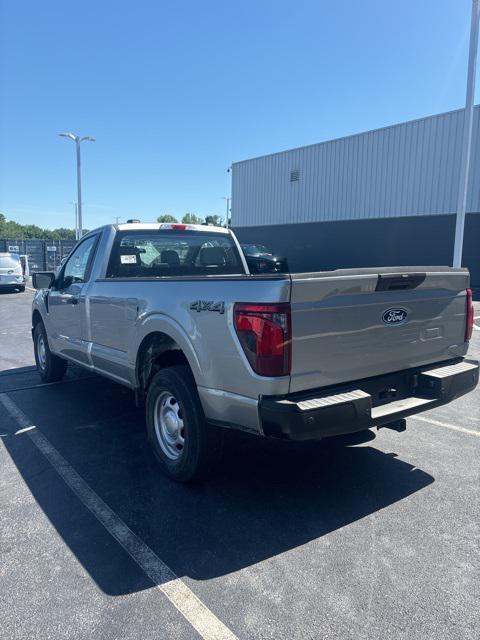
[34,322,68,383]
[18,285,26,292]
[146,366,222,482]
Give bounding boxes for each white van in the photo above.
[0,252,27,292]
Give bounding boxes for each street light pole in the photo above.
[453,0,480,267]
[59,132,95,238]
[75,139,83,238]
[221,196,230,228]
[71,202,79,240]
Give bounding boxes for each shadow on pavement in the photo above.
[0,365,36,377]
[1,369,434,596]
[0,288,25,295]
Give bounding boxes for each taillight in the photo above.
[158,223,189,230]
[465,288,474,342]
[234,303,291,376]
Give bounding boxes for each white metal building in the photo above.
[231,107,480,286]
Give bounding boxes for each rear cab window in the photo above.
[106,229,245,278]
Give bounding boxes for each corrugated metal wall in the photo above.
[232,106,480,226]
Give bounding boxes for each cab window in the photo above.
[62,235,98,285]
[107,230,243,278]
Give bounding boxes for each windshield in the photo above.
[242,244,270,256]
[0,255,21,269]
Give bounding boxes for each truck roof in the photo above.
[116,222,229,234]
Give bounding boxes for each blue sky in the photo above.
[0,0,476,230]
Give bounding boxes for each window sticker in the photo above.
[120,254,137,264]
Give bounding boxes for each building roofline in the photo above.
[231,104,479,167]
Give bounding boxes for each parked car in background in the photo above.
[240,243,288,273]
[0,252,27,292]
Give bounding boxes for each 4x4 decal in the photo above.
[190,300,225,314]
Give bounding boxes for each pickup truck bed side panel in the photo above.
[87,277,292,431]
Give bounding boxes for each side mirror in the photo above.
[32,272,55,290]
[245,256,274,274]
[245,255,289,274]
[61,275,75,289]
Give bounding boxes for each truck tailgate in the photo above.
[289,267,470,393]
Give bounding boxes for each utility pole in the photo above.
[59,133,95,239]
[453,0,480,267]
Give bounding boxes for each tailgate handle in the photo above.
[375,273,426,291]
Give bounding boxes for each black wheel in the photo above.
[146,365,223,482]
[33,322,68,383]
[18,285,25,292]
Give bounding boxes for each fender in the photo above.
[132,311,203,386]
[31,292,49,340]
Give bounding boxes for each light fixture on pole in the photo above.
[59,132,95,239]
[453,0,480,267]
[220,196,230,228]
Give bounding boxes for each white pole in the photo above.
[76,139,83,238]
[59,133,94,240]
[453,0,480,267]
[74,202,78,240]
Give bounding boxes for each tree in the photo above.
[157,214,178,223]
[0,213,77,240]
[2,219,24,238]
[205,215,224,227]
[182,213,204,225]
[22,224,45,239]
[46,227,77,240]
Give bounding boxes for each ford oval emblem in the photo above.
[382,308,408,325]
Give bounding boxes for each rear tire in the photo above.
[34,322,68,383]
[146,366,223,482]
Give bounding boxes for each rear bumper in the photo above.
[259,358,479,440]
[0,278,25,287]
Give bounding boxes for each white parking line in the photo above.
[0,393,238,640]
[413,414,480,437]
[26,286,36,292]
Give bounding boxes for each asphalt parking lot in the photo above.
[1,287,479,640]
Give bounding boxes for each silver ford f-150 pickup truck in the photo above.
[31,222,478,481]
